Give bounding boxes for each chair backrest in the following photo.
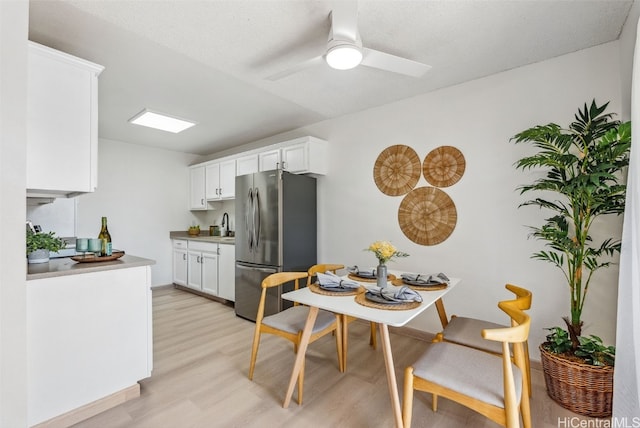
[482,301,531,427]
[256,272,308,322]
[262,271,308,290]
[503,283,532,311]
[483,301,531,344]
[307,264,345,286]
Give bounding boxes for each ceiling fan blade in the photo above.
[330,0,359,42]
[361,47,432,78]
[265,56,324,81]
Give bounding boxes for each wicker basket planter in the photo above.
[540,345,614,417]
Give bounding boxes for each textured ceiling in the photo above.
[28,0,634,155]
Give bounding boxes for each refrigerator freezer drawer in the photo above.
[235,263,285,322]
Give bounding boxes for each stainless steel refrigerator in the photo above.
[234,170,317,321]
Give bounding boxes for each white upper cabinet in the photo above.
[207,159,236,200]
[189,165,206,210]
[189,136,327,209]
[205,162,221,200]
[236,153,259,176]
[219,160,236,199]
[26,42,104,197]
[258,148,281,172]
[259,137,328,174]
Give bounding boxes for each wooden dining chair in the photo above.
[248,271,343,405]
[433,284,533,396]
[403,300,531,428]
[307,264,377,371]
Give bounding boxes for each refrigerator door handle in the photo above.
[246,188,254,250]
[254,188,261,248]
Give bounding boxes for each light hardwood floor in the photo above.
[72,287,602,428]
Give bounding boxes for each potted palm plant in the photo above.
[511,100,631,417]
[27,229,65,264]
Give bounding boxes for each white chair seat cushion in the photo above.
[262,305,336,334]
[443,316,506,355]
[412,342,522,408]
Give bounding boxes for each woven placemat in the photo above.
[348,273,397,283]
[354,292,421,311]
[391,278,448,291]
[309,283,365,296]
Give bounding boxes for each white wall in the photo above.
[225,41,625,358]
[84,41,626,360]
[76,138,200,286]
[0,2,28,427]
[619,0,640,120]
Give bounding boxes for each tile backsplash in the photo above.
[26,198,76,237]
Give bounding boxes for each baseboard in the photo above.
[173,284,234,307]
[31,384,140,428]
[151,283,174,290]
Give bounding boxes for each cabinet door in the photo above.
[217,244,235,301]
[236,154,259,176]
[201,251,219,296]
[172,248,188,286]
[205,162,221,200]
[189,166,206,210]
[27,42,103,194]
[259,149,281,172]
[186,250,203,290]
[219,159,236,199]
[281,143,308,173]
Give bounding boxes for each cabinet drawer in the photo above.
[172,239,188,249]
[188,241,218,252]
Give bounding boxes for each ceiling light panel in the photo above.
[128,109,197,133]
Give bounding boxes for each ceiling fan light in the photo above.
[326,44,363,70]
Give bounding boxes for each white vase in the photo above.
[27,249,50,264]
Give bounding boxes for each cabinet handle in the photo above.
[183,254,186,261]
[282,161,286,170]
[201,198,204,205]
[197,255,201,263]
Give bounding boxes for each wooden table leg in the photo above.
[379,323,403,428]
[341,314,348,371]
[283,306,318,408]
[434,298,448,328]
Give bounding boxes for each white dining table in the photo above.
[281,273,460,428]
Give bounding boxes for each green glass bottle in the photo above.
[98,216,112,256]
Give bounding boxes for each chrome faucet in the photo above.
[222,213,229,237]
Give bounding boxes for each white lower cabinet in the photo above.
[173,239,235,302]
[172,240,188,286]
[217,244,235,301]
[187,242,219,296]
[27,265,152,426]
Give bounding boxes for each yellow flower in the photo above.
[367,240,409,264]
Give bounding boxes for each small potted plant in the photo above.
[26,229,65,264]
[188,225,200,236]
[511,100,630,417]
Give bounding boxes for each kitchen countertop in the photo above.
[169,231,235,244]
[27,254,156,281]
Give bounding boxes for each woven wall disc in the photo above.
[373,145,421,196]
[398,187,457,246]
[423,146,466,187]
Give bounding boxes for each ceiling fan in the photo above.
[266,1,431,81]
